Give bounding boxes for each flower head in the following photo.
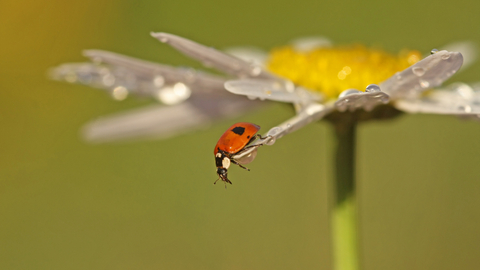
[50,33,478,146]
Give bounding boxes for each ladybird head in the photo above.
[216,167,232,185]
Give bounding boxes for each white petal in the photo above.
[83,50,226,94]
[50,50,227,102]
[150,32,281,80]
[234,103,333,159]
[335,85,390,112]
[380,50,463,99]
[442,41,477,70]
[224,47,268,67]
[395,83,480,115]
[82,93,263,143]
[290,36,332,51]
[225,79,322,103]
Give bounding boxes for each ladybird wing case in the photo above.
[214,122,260,155]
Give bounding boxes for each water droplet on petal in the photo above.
[284,81,295,92]
[267,126,281,137]
[272,82,282,90]
[395,72,402,80]
[442,53,451,60]
[236,149,257,165]
[102,74,115,87]
[266,138,276,145]
[265,127,282,145]
[112,86,128,101]
[412,67,425,77]
[454,83,474,99]
[264,89,272,96]
[159,37,168,43]
[430,49,439,54]
[339,89,361,98]
[173,82,191,100]
[458,105,472,113]
[250,66,262,76]
[153,75,165,87]
[156,83,191,105]
[419,79,430,89]
[65,72,77,83]
[365,84,381,92]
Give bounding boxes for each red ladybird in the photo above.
[214,122,270,186]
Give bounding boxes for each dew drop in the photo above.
[419,79,430,89]
[442,53,451,60]
[65,72,77,83]
[430,49,439,54]
[159,37,168,43]
[458,105,472,113]
[284,81,295,92]
[264,89,272,96]
[153,75,165,87]
[266,137,276,145]
[454,83,474,99]
[112,86,128,101]
[365,84,381,93]
[339,89,361,98]
[272,82,282,90]
[102,74,115,87]
[395,72,402,80]
[236,149,257,165]
[412,67,425,77]
[250,66,262,76]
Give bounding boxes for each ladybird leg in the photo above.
[257,134,273,140]
[230,159,250,171]
[242,134,273,151]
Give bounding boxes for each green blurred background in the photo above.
[1,0,480,269]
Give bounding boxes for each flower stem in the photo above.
[330,116,359,270]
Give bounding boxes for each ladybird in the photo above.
[214,122,270,187]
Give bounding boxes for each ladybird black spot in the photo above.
[247,135,250,139]
[231,126,245,135]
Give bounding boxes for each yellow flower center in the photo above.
[266,44,421,99]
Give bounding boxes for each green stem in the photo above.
[330,117,359,270]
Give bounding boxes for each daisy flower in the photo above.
[50,33,478,270]
[49,33,478,144]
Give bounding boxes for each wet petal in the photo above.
[151,32,281,80]
[49,50,227,103]
[290,36,332,51]
[395,83,480,115]
[224,47,268,67]
[82,93,263,143]
[225,79,322,103]
[380,50,463,99]
[233,103,333,159]
[442,41,477,70]
[334,85,390,112]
